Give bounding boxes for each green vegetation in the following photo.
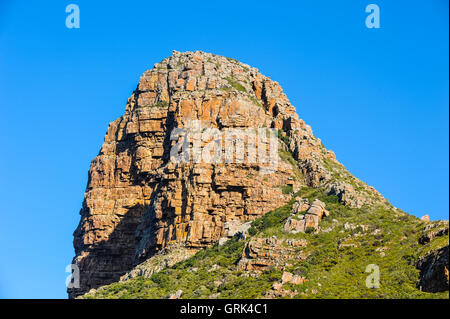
[278,148,304,182]
[256,187,448,299]
[277,129,290,146]
[226,57,238,63]
[84,186,448,299]
[278,149,294,166]
[249,95,263,108]
[281,185,293,194]
[220,74,263,110]
[84,237,281,299]
[277,131,305,183]
[222,76,247,93]
[248,205,292,236]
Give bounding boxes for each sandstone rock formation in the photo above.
[238,237,308,271]
[218,220,252,246]
[119,245,195,281]
[292,197,310,214]
[70,51,386,298]
[263,271,307,298]
[281,271,307,285]
[284,198,329,233]
[418,221,449,245]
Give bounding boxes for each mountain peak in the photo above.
[69,52,447,299]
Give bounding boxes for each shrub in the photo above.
[225,77,246,92]
[282,185,293,194]
[278,130,290,145]
[248,205,292,235]
[150,272,170,287]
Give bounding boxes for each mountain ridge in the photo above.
[69,51,448,299]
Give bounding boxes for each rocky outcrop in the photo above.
[418,221,449,245]
[119,245,195,281]
[263,271,307,298]
[70,51,386,298]
[218,220,252,246]
[292,197,310,214]
[284,198,329,233]
[238,237,307,271]
[415,221,449,292]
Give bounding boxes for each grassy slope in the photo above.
[83,187,448,299]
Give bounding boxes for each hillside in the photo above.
[81,186,448,299]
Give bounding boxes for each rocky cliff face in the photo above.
[416,245,449,292]
[69,51,386,298]
[416,222,449,292]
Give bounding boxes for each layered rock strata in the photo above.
[238,237,308,271]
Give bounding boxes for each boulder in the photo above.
[283,198,329,233]
[292,198,309,214]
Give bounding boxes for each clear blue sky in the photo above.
[0,0,448,298]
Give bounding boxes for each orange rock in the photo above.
[185,78,196,91]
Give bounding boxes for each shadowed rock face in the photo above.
[416,245,449,292]
[415,222,449,293]
[69,51,385,298]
